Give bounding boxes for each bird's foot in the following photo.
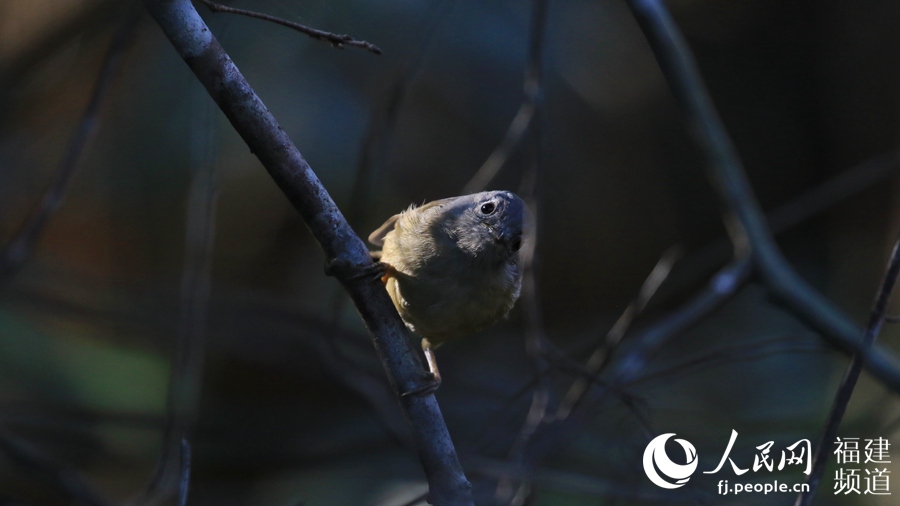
[400,371,442,397]
[378,262,397,284]
[400,339,443,397]
[324,257,390,283]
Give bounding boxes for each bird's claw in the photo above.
[400,371,442,397]
[324,257,388,282]
[400,339,443,397]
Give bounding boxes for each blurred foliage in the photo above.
[1,0,900,505]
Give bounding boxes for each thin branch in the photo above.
[177,439,192,506]
[796,233,900,506]
[624,0,900,392]
[470,257,751,481]
[605,256,753,386]
[0,0,124,91]
[555,246,682,420]
[0,11,138,279]
[540,336,661,441]
[344,0,449,230]
[462,0,547,194]
[141,1,471,504]
[523,256,752,462]
[768,149,900,232]
[138,83,219,504]
[494,1,550,503]
[467,338,651,459]
[195,0,381,54]
[463,100,535,194]
[545,146,900,426]
[0,428,111,506]
[633,334,828,385]
[650,149,900,323]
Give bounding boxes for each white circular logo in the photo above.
[643,433,698,489]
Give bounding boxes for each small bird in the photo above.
[369,191,526,389]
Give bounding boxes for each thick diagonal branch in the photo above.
[141,1,471,504]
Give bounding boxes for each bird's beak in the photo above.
[491,225,522,254]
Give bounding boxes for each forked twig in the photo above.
[195,0,381,54]
[522,256,752,463]
[624,0,900,391]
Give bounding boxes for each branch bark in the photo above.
[140,1,472,504]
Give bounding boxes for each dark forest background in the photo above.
[1,0,899,505]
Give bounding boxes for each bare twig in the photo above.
[524,256,752,462]
[177,439,192,506]
[606,256,753,386]
[493,1,550,503]
[0,11,138,279]
[141,1,471,504]
[624,0,900,392]
[768,149,900,232]
[469,255,751,483]
[139,83,219,504]
[796,233,900,505]
[650,149,900,323]
[484,146,900,488]
[195,0,381,54]
[633,334,827,385]
[555,246,682,420]
[0,428,111,506]
[463,100,535,194]
[462,0,546,194]
[345,0,448,230]
[0,0,124,91]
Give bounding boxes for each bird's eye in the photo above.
[480,202,496,215]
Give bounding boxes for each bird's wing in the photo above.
[368,196,463,246]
